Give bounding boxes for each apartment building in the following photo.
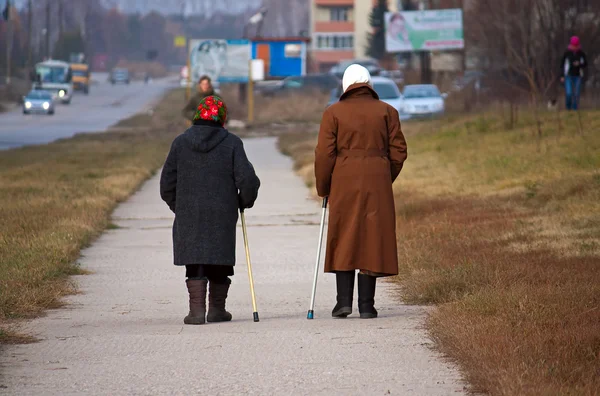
[309,0,465,72]
[310,0,398,72]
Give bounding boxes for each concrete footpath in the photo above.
[0,138,464,395]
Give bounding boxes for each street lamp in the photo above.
[243,8,267,39]
[239,8,268,104]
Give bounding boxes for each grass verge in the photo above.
[0,89,187,343]
[219,85,329,125]
[278,109,600,395]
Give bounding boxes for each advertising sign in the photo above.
[385,9,464,53]
[189,39,250,83]
[174,35,187,48]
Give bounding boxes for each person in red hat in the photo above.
[160,95,260,325]
[560,36,587,110]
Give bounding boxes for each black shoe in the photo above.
[207,278,233,322]
[332,271,355,318]
[358,273,378,319]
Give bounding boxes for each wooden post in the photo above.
[186,44,191,101]
[248,60,254,124]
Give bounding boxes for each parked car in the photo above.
[110,68,130,85]
[327,76,403,113]
[263,74,340,96]
[329,59,383,79]
[379,69,404,85]
[23,89,55,115]
[400,84,447,120]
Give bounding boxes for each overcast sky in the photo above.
[10,0,262,16]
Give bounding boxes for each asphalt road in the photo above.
[0,73,175,150]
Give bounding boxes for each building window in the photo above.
[315,34,354,50]
[285,44,302,58]
[330,7,350,21]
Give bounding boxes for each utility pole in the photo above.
[27,0,33,72]
[58,0,64,38]
[418,0,432,84]
[45,0,51,59]
[5,0,13,87]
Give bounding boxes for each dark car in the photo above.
[110,68,130,85]
[264,74,340,96]
[329,59,383,79]
[452,70,485,92]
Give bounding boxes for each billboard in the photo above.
[385,9,464,53]
[189,39,250,84]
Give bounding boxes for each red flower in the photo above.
[201,109,210,119]
[204,96,214,106]
[217,101,223,107]
[210,106,219,115]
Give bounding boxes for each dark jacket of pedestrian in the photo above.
[182,90,215,121]
[161,96,260,267]
[182,75,218,122]
[561,36,587,78]
[315,72,408,277]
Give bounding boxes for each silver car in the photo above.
[23,90,55,115]
[400,84,447,120]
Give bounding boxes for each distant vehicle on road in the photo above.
[110,68,130,85]
[70,63,91,94]
[262,74,340,96]
[327,76,403,112]
[23,90,55,115]
[400,84,447,119]
[31,59,74,104]
[329,59,383,79]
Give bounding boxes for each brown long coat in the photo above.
[314,83,408,277]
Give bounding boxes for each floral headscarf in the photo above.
[193,95,227,126]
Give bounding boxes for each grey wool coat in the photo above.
[160,123,260,266]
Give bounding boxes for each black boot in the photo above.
[184,279,207,325]
[358,273,378,319]
[332,271,355,318]
[207,278,233,323]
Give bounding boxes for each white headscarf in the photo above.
[342,64,372,93]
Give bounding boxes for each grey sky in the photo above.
[10,0,261,16]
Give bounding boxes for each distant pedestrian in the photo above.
[560,36,587,110]
[182,75,216,122]
[161,95,260,325]
[315,64,408,319]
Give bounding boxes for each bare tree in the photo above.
[466,0,600,134]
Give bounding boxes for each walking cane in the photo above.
[307,197,328,320]
[240,210,259,322]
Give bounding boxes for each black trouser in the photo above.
[185,264,233,283]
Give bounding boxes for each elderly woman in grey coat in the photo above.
[160,95,260,325]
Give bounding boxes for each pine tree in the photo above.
[366,0,389,60]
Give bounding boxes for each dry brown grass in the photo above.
[278,108,600,395]
[114,60,168,79]
[0,89,187,344]
[219,84,329,125]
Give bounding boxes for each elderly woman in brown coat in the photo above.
[315,64,408,319]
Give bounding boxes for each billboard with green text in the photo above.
[385,9,464,53]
